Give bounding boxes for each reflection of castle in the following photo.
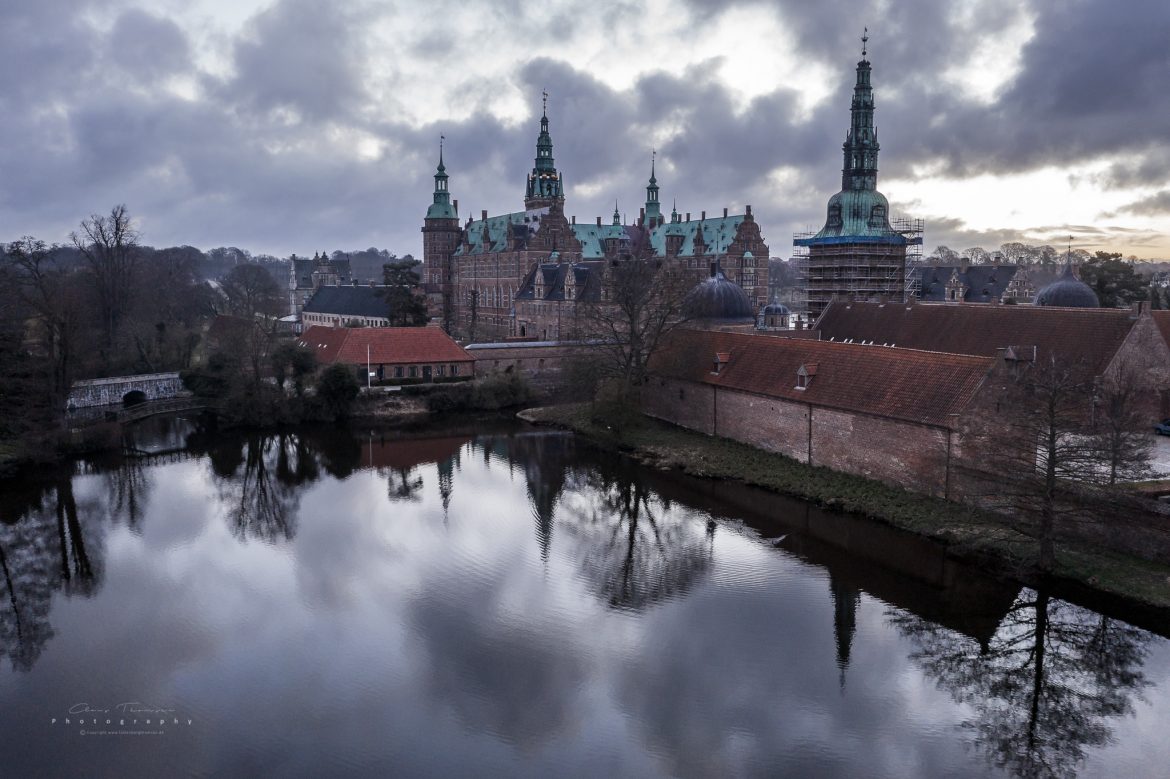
[423,106,770,341]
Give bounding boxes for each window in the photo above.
[450,364,459,376]
[436,365,446,377]
[409,366,417,378]
[394,366,404,378]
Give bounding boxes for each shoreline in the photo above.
[520,403,1170,630]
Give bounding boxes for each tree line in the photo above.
[0,205,418,458]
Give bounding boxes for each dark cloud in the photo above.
[108,9,192,79]
[215,0,376,122]
[1113,191,1170,217]
[1,0,1168,258]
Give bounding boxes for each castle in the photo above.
[421,100,770,342]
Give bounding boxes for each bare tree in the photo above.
[220,263,285,320]
[980,354,1100,571]
[5,237,85,405]
[1092,364,1153,485]
[574,257,693,395]
[72,205,139,367]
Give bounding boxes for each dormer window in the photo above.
[828,204,842,228]
[712,352,730,375]
[796,363,817,390]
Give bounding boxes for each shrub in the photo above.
[315,364,360,422]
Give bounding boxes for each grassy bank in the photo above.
[521,403,1170,615]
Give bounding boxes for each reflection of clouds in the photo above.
[407,573,588,748]
[0,434,1168,778]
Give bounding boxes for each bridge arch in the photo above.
[66,372,189,411]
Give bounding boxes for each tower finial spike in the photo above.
[542,90,548,118]
[862,27,868,58]
[439,133,444,164]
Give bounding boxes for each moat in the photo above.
[1,416,1168,778]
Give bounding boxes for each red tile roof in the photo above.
[816,300,1138,375]
[361,436,470,470]
[1151,311,1170,352]
[297,326,473,366]
[652,329,993,428]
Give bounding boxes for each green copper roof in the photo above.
[426,202,458,219]
[647,215,746,257]
[526,103,563,202]
[455,207,550,255]
[796,189,905,245]
[798,46,905,246]
[426,140,457,220]
[572,223,628,259]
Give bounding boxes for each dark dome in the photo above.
[763,300,791,315]
[683,270,755,321]
[1035,264,1099,308]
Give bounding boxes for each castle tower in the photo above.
[644,151,661,226]
[795,31,919,322]
[422,137,461,332]
[524,93,565,209]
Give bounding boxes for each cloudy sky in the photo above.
[3,0,1169,259]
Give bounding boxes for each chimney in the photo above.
[571,215,576,224]
[481,209,487,221]
[686,212,691,221]
[453,199,458,213]
[701,210,706,220]
[639,207,645,225]
[596,216,602,226]
[1132,300,1149,318]
[723,207,728,218]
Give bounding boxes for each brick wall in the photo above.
[645,377,954,495]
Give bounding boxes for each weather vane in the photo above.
[862,27,868,57]
[542,90,548,115]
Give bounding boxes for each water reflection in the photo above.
[893,591,1153,778]
[0,422,1165,777]
[0,477,101,671]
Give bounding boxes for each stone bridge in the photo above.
[67,372,189,411]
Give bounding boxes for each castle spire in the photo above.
[842,31,879,192]
[526,92,563,207]
[425,134,456,219]
[612,200,621,226]
[645,149,661,225]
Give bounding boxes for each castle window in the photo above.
[828,204,842,228]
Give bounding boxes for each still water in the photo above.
[0,417,1168,778]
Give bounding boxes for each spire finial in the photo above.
[542,90,548,118]
[439,133,444,165]
[861,27,868,58]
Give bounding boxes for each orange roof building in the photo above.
[297,326,474,382]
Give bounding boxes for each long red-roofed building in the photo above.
[646,328,997,497]
[297,326,474,383]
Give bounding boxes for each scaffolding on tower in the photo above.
[792,216,924,320]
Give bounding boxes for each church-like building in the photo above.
[422,102,770,342]
[795,35,921,322]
